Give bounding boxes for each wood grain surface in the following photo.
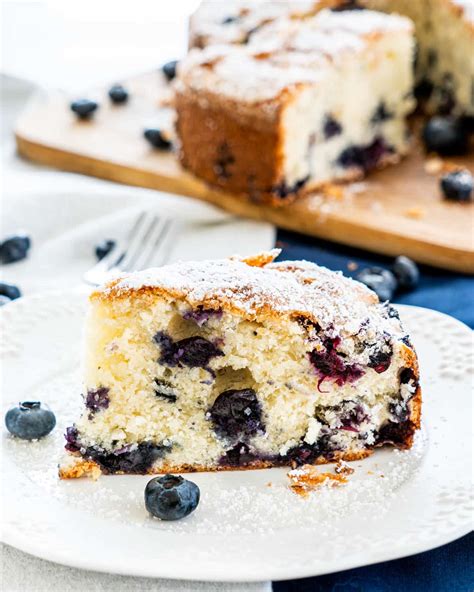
[15,72,474,273]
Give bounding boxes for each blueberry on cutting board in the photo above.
[70,99,98,119]
[144,128,172,150]
[145,474,200,520]
[440,170,473,203]
[422,116,468,156]
[108,84,128,104]
[5,401,56,440]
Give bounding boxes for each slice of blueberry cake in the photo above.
[59,250,421,478]
[175,8,415,204]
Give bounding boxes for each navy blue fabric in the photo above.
[273,532,474,592]
[273,230,473,591]
[276,230,474,328]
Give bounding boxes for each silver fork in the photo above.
[83,211,176,285]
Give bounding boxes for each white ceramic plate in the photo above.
[1,291,472,582]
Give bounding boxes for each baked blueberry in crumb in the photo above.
[338,137,392,172]
[70,99,98,119]
[208,388,264,441]
[309,336,364,387]
[219,442,262,466]
[323,115,342,139]
[5,401,56,440]
[356,267,397,302]
[440,170,473,202]
[422,117,468,155]
[145,474,200,520]
[64,425,81,452]
[222,15,239,25]
[183,306,223,326]
[95,239,116,261]
[0,282,21,301]
[214,142,235,179]
[144,128,172,150]
[85,387,110,414]
[339,403,369,432]
[108,84,128,104]
[154,332,223,368]
[162,60,178,81]
[153,379,177,402]
[0,234,31,264]
[392,256,420,289]
[272,176,309,199]
[368,345,392,373]
[84,442,169,474]
[371,102,393,124]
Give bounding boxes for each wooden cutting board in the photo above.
[15,72,474,273]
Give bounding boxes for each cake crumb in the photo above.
[266,482,273,488]
[288,465,348,496]
[404,206,425,219]
[335,460,355,475]
[347,261,358,272]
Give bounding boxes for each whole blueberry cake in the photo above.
[175,8,415,204]
[59,250,421,478]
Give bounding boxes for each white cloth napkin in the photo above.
[1,75,274,592]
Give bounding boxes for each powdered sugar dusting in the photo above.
[181,8,413,102]
[96,254,404,339]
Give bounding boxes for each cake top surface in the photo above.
[190,0,323,46]
[94,250,405,339]
[178,8,413,103]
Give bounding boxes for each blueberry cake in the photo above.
[191,0,474,117]
[59,250,421,478]
[176,8,415,204]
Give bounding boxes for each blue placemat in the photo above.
[273,230,473,592]
[276,230,474,328]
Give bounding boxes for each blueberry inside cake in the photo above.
[60,250,421,478]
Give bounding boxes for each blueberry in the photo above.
[0,282,21,300]
[371,102,393,124]
[85,442,169,474]
[208,388,264,441]
[95,239,116,261]
[338,137,392,172]
[0,234,31,264]
[422,117,468,155]
[85,387,110,414]
[145,474,200,520]
[392,256,420,290]
[154,332,223,368]
[108,84,128,104]
[222,15,239,24]
[0,295,11,307]
[5,401,56,440]
[70,99,98,119]
[323,115,342,139]
[440,169,473,202]
[309,336,364,387]
[162,60,178,82]
[356,267,397,302]
[144,128,172,150]
[153,379,177,402]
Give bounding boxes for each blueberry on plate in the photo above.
[440,169,473,202]
[145,474,200,520]
[0,234,31,264]
[162,60,178,82]
[392,256,420,290]
[356,267,397,302]
[70,99,99,119]
[5,401,56,440]
[0,282,21,300]
[108,84,128,104]
[422,116,468,156]
[144,128,173,150]
[95,239,116,261]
